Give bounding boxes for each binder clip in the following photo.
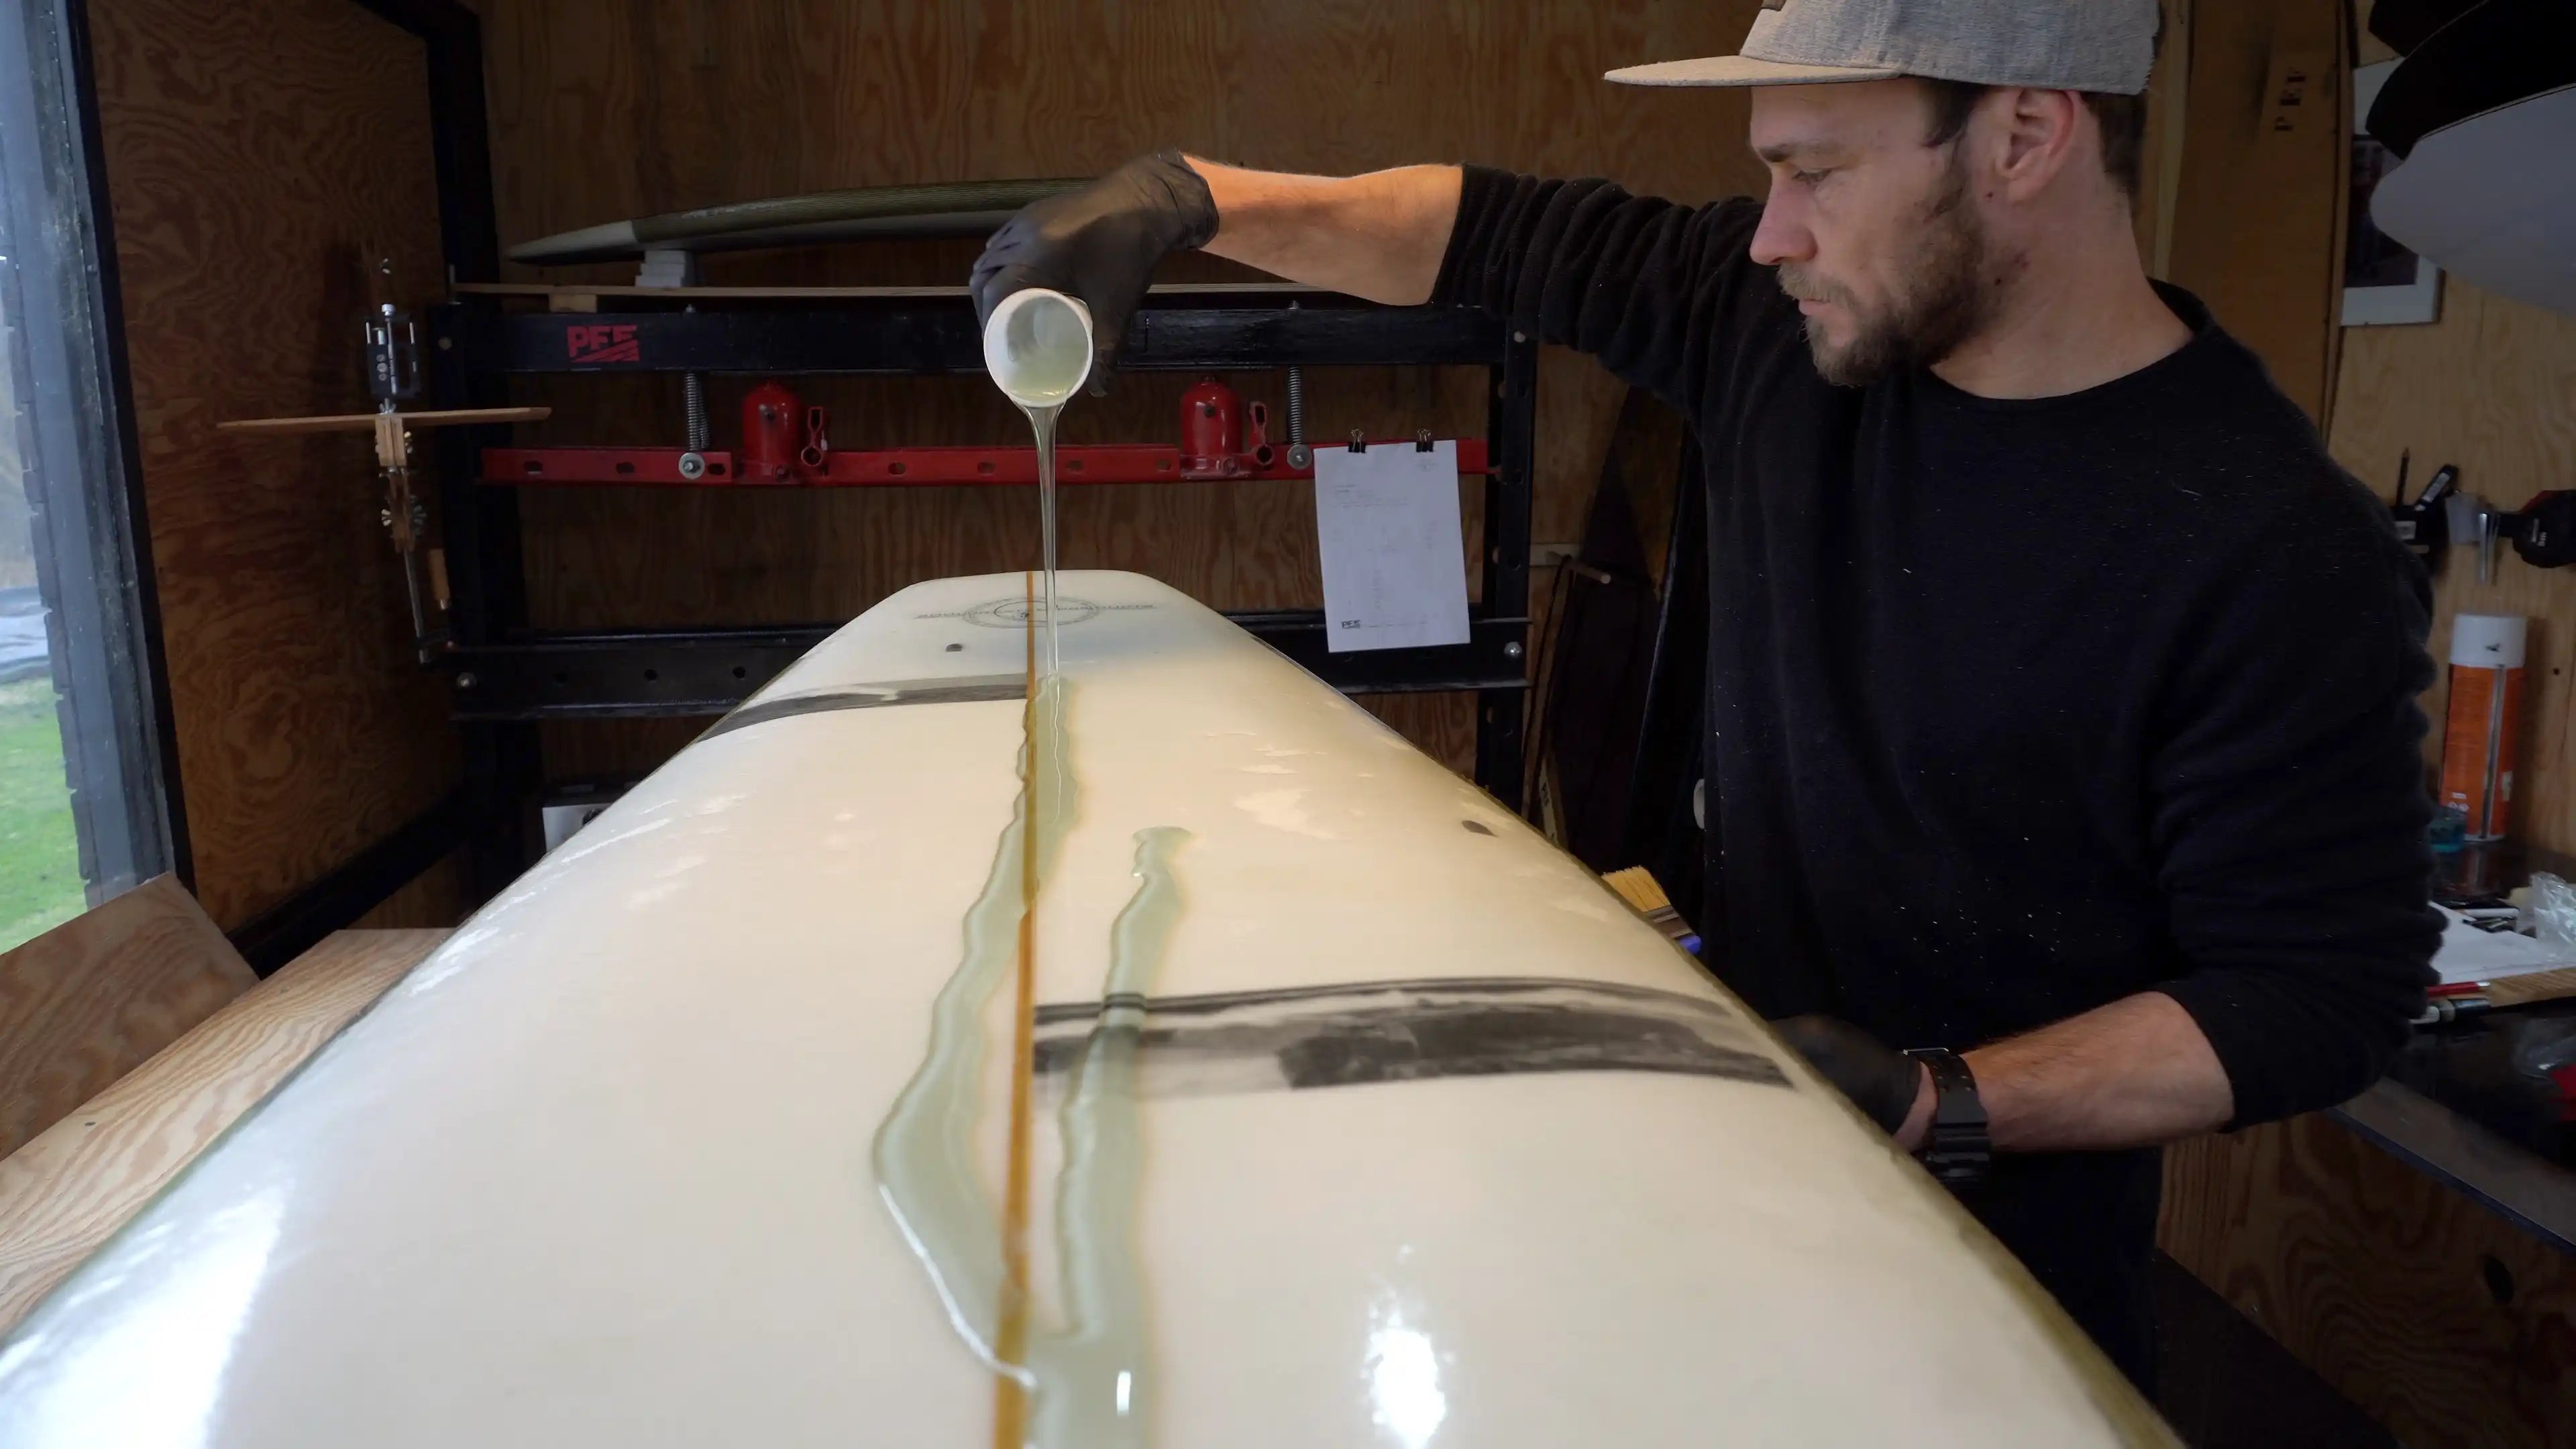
[1415,429,1435,453]
[1348,429,1368,454]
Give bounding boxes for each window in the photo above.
[0,0,185,949]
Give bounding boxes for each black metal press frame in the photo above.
[427,291,1539,892]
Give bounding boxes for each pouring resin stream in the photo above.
[871,293,1172,1446]
[982,288,1095,675]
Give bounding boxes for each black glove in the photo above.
[969,151,1219,379]
[1772,1015,1922,1135]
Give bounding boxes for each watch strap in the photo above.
[1903,1047,1990,1189]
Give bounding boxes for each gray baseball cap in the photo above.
[1607,0,2158,94]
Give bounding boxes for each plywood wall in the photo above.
[2328,282,2576,852]
[2158,1,2576,856]
[476,0,1774,782]
[87,0,464,929]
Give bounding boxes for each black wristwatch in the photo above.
[1902,1047,1990,1189]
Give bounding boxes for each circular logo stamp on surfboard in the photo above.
[916,595,1133,629]
[914,595,1159,629]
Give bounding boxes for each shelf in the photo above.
[478,439,1493,487]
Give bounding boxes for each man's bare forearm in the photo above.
[1895,992,2235,1152]
[1185,158,1464,305]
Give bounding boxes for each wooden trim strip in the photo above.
[992,570,1040,1446]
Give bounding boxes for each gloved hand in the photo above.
[1772,1015,1924,1136]
[969,151,1219,380]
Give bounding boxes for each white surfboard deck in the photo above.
[0,571,2170,1446]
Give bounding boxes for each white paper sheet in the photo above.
[1313,440,1471,653]
[2432,904,2576,985]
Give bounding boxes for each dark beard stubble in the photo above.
[1785,154,1990,388]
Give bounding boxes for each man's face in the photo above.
[1747,80,1992,386]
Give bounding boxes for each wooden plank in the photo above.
[216,407,551,435]
[2482,967,2576,1009]
[2141,0,2194,278]
[88,0,462,930]
[0,927,446,1335]
[2160,1114,2576,1448]
[0,875,254,1161]
[2164,0,2345,421]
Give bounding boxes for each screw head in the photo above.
[1503,641,1525,660]
[453,672,478,690]
[677,451,707,480]
[1287,443,1312,470]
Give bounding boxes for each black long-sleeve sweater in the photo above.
[1434,167,2438,1373]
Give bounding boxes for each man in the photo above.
[970,0,2438,1385]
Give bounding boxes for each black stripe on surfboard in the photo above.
[1030,975,1792,1097]
[700,676,1025,740]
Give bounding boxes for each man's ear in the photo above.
[1990,87,2084,203]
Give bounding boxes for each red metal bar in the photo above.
[481,439,1491,487]
[825,444,1191,486]
[484,448,744,484]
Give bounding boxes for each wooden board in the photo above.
[217,407,552,435]
[2138,0,2195,279]
[0,927,444,1335]
[0,574,2173,1445]
[0,875,253,1161]
[2164,0,2345,422]
[2481,967,2576,1009]
[87,0,463,929]
[2160,1113,2576,1449]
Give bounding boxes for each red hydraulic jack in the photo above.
[481,376,1490,487]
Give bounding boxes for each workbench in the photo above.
[2330,1077,2576,1254]
[2161,881,2576,1449]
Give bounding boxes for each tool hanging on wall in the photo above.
[2388,451,2456,574]
[217,256,548,662]
[2426,478,2520,585]
[2510,492,2576,569]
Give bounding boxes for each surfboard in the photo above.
[507,179,1081,266]
[0,570,2173,1446]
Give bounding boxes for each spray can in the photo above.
[2440,614,2528,841]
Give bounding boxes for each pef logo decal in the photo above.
[565,323,640,365]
